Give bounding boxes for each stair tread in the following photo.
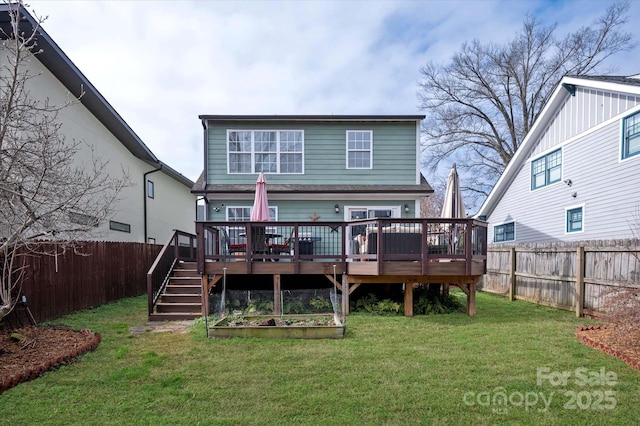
[162,293,201,296]
[166,285,200,289]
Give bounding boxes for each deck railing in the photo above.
[147,230,197,315]
[195,219,487,275]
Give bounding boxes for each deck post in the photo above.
[274,274,282,315]
[467,282,476,316]
[404,283,414,317]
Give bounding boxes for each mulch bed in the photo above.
[576,325,640,370]
[0,325,101,394]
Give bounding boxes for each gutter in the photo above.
[143,164,163,243]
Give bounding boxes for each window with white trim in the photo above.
[566,206,583,233]
[346,130,372,169]
[531,148,561,190]
[147,180,155,199]
[622,111,640,159]
[228,130,303,174]
[494,222,515,242]
[226,206,277,243]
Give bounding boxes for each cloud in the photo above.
[26,0,640,182]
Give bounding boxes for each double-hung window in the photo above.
[622,111,640,159]
[494,222,515,242]
[228,130,303,174]
[566,206,583,233]
[346,130,373,169]
[531,148,562,190]
[226,206,277,243]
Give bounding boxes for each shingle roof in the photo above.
[566,74,640,87]
[192,172,433,195]
[199,115,425,122]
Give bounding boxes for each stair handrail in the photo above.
[147,230,197,315]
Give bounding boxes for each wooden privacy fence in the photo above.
[14,241,161,323]
[480,239,640,317]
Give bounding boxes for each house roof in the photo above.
[0,4,193,188]
[191,172,433,196]
[476,74,640,219]
[199,115,425,122]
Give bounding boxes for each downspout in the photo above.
[144,164,163,243]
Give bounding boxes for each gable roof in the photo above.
[0,4,193,188]
[476,74,640,219]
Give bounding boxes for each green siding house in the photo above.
[192,115,432,223]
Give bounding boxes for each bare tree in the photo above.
[421,184,444,218]
[0,3,129,320]
[418,1,634,205]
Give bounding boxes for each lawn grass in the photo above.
[1,292,639,425]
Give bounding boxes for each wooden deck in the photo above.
[194,218,487,316]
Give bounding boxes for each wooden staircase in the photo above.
[149,261,202,321]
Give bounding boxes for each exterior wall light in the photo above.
[334,204,340,214]
[404,204,410,213]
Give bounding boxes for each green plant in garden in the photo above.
[309,296,332,312]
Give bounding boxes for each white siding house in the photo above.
[477,75,640,243]
[0,5,195,243]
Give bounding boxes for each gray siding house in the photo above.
[192,115,432,227]
[0,4,196,243]
[477,75,640,243]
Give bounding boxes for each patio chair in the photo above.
[250,225,269,258]
[270,228,294,256]
[221,227,246,256]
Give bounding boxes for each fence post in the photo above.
[509,247,516,301]
[576,246,585,317]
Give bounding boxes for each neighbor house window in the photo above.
[531,148,562,190]
[346,130,373,169]
[228,130,303,174]
[494,222,515,242]
[69,212,99,227]
[147,180,154,199]
[109,220,131,233]
[566,206,583,233]
[622,111,640,159]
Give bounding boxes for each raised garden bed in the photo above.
[208,314,345,339]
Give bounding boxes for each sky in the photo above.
[25,0,640,192]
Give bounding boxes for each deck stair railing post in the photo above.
[147,229,197,315]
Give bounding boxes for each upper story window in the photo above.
[109,220,131,233]
[228,130,303,174]
[346,130,373,169]
[147,180,154,199]
[531,148,561,190]
[622,111,640,159]
[494,222,515,242]
[566,206,583,233]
